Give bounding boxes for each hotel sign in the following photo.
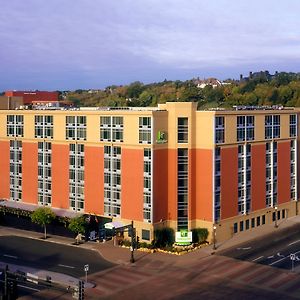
[175,230,192,245]
[156,131,167,144]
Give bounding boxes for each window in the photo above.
[178,118,188,143]
[38,142,52,205]
[256,216,260,226]
[139,117,151,128]
[66,116,86,140]
[290,114,297,137]
[245,219,250,230]
[143,147,152,222]
[215,116,224,144]
[214,147,221,223]
[251,218,255,228]
[265,115,280,139]
[233,223,238,233]
[142,229,150,241]
[104,146,122,218]
[35,115,53,139]
[177,148,188,230]
[237,116,254,142]
[69,143,85,211]
[139,117,151,144]
[9,140,22,201]
[239,221,244,232]
[7,115,24,137]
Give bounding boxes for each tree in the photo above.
[31,207,55,239]
[68,216,86,236]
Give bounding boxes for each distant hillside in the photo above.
[61,71,300,108]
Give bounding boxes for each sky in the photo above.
[1,0,300,91]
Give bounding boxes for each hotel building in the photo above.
[0,102,298,242]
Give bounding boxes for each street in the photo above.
[0,236,115,278]
[218,223,300,272]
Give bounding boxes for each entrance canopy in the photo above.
[0,199,82,219]
[104,221,124,230]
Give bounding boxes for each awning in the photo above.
[104,221,124,230]
[0,199,82,219]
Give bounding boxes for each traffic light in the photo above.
[136,236,140,249]
[8,278,18,299]
[78,280,84,300]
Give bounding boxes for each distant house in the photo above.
[193,78,230,89]
[5,90,59,106]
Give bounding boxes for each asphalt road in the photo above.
[0,235,115,277]
[218,223,300,271]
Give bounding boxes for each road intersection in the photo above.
[219,223,300,272]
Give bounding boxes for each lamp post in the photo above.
[274,206,278,228]
[213,225,217,250]
[130,220,135,263]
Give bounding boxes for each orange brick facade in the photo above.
[0,102,298,242]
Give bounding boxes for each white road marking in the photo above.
[267,255,274,259]
[237,247,252,250]
[252,256,264,262]
[58,264,75,269]
[269,257,286,266]
[19,284,40,292]
[288,240,300,246]
[269,250,300,266]
[3,254,18,259]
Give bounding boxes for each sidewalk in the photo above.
[0,215,300,279]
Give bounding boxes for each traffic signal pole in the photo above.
[130,220,135,263]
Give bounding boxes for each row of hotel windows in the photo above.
[214,140,296,222]
[6,115,152,144]
[9,140,153,221]
[215,114,297,144]
[233,209,286,234]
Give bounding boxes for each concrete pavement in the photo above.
[1,215,300,299]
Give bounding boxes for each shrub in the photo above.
[153,227,175,248]
[192,228,209,244]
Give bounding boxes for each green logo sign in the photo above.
[175,230,192,245]
[156,131,167,144]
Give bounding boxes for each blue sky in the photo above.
[1,0,300,90]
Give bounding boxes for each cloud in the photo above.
[1,0,300,89]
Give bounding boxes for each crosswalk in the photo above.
[85,255,300,299]
[86,266,152,297]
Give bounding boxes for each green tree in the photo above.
[68,216,86,237]
[31,207,56,239]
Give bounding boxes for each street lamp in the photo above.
[213,225,217,250]
[274,206,278,228]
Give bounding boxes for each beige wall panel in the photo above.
[224,115,236,144]
[254,114,265,141]
[23,114,34,139]
[123,114,140,145]
[0,113,6,138]
[86,114,99,143]
[280,114,290,139]
[53,114,66,141]
[195,112,215,149]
